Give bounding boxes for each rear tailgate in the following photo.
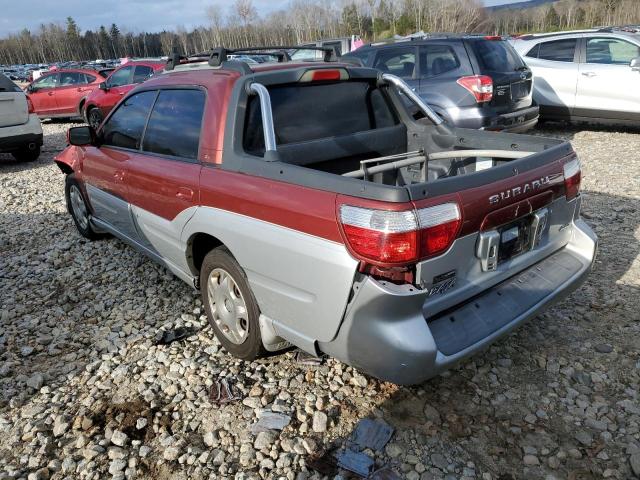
[466,38,533,112]
[414,147,580,319]
[0,74,29,127]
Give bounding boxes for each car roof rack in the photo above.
[165,46,339,71]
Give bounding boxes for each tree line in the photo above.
[0,0,638,65]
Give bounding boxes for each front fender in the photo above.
[54,145,82,174]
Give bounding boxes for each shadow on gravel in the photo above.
[303,190,639,480]
[0,128,67,173]
[534,121,640,140]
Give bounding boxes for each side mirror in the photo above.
[631,57,640,71]
[67,126,95,146]
[99,81,108,91]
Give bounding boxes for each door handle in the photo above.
[47,92,54,96]
[113,170,125,182]
[176,187,194,201]
[581,72,597,77]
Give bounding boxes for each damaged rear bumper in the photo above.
[318,216,597,385]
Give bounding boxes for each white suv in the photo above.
[0,73,43,161]
[510,29,640,126]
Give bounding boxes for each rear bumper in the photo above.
[0,115,43,153]
[319,216,597,385]
[450,105,539,132]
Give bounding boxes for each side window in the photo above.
[535,39,577,62]
[34,74,58,89]
[345,49,374,66]
[83,73,97,84]
[107,66,133,87]
[373,48,416,79]
[142,89,205,160]
[586,38,640,65]
[419,45,460,78]
[132,66,154,84]
[59,72,82,86]
[101,91,156,150]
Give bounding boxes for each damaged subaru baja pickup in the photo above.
[54,48,597,385]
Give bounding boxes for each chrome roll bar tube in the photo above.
[381,73,444,126]
[247,82,277,152]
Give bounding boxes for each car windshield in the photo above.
[470,39,526,72]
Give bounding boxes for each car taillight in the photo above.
[339,203,461,265]
[416,203,462,256]
[457,75,493,103]
[563,158,581,200]
[26,96,34,114]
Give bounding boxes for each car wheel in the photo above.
[12,145,40,162]
[87,107,103,130]
[65,175,101,240]
[200,247,266,360]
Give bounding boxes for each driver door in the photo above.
[28,73,59,115]
[102,65,134,109]
[575,36,640,121]
[81,90,157,240]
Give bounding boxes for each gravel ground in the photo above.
[1,121,639,480]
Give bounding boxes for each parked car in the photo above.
[344,35,540,132]
[25,68,107,120]
[0,73,43,161]
[82,60,165,129]
[54,50,596,385]
[510,29,640,125]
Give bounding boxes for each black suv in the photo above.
[344,35,539,132]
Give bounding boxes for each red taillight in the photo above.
[26,95,35,114]
[457,75,493,103]
[563,158,581,200]
[417,203,462,256]
[484,35,502,41]
[339,203,461,265]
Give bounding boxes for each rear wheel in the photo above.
[65,175,101,240]
[200,247,266,360]
[87,107,103,130]
[12,144,40,162]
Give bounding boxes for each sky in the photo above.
[0,0,523,38]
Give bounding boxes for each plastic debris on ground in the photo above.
[208,378,241,404]
[335,449,375,477]
[349,418,394,452]
[294,349,324,366]
[155,326,200,345]
[249,411,291,433]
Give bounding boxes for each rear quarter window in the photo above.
[419,45,460,77]
[0,73,22,92]
[244,81,397,154]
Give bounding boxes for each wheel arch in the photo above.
[186,232,226,276]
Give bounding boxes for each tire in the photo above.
[65,174,101,240]
[200,247,266,360]
[87,107,103,130]
[12,145,40,162]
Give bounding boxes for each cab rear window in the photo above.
[243,81,397,154]
[0,73,22,92]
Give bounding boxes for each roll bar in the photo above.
[247,82,277,153]
[380,73,444,126]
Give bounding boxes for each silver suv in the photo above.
[510,29,640,126]
[0,73,43,161]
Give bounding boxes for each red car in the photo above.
[54,49,596,385]
[26,69,107,119]
[83,60,165,129]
